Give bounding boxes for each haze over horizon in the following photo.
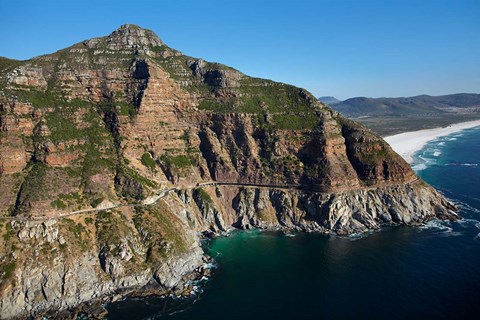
[0,0,478,100]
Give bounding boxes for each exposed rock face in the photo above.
[0,24,457,318]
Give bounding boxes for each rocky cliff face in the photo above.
[0,24,457,318]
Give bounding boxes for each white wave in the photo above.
[447,163,479,167]
[456,201,480,214]
[418,154,436,164]
[454,218,480,228]
[432,150,442,157]
[439,231,463,237]
[412,163,428,171]
[438,142,446,146]
[420,220,462,237]
[347,233,367,241]
[419,219,452,231]
[203,262,217,269]
[346,230,374,241]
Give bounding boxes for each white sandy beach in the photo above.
[384,120,480,164]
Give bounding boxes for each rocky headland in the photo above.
[0,24,457,318]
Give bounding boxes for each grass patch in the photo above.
[45,111,82,143]
[160,154,192,169]
[122,166,157,189]
[51,192,83,209]
[8,87,63,109]
[90,197,104,208]
[141,152,157,171]
[97,101,137,118]
[133,202,189,260]
[193,188,213,204]
[0,261,16,280]
[2,224,14,242]
[0,57,21,71]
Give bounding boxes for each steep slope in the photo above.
[0,24,457,318]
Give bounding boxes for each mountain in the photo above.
[331,94,480,117]
[317,96,341,105]
[0,24,457,318]
[329,94,480,135]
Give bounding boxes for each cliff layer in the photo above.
[0,24,456,318]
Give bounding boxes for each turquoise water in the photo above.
[107,127,480,319]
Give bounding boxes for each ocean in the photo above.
[107,126,480,320]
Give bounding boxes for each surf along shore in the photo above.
[384,120,480,164]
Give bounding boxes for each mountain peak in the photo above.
[107,24,163,48]
[83,24,163,50]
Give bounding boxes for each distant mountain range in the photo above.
[324,93,480,117]
[318,93,480,135]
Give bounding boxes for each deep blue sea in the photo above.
[107,126,480,320]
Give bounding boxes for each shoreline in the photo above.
[384,120,480,164]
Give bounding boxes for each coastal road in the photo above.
[0,178,419,223]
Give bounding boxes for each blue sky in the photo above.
[0,0,478,100]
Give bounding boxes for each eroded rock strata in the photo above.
[0,24,457,318]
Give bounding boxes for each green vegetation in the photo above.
[0,260,16,280]
[16,162,47,204]
[45,110,82,143]
[140,152,157,171]
[360,148,390,165]
[121,166,157,189]
[77,108,117,187]
[2,223,14,242]
[50,192,83,209]
[254,113,319,131]
[0,57,21,72]
[160,154,193,169]
[193,188,213,204]
[51,199,67,210]
[95,210,130,254]
[97,101,137,118]
[196,80,314,115]
[197,99,228,112]
[90,197,104,208]
[133,202,188,260]
[238,79,312,112]
[7,87,63,109]
[64,218,85,238]
[115,165,157,201]
[61,218,89,251]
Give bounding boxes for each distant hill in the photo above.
[318,96,341,105]
[324,93,480,135]
[330,93,480,117]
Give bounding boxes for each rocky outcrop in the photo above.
[0,24,458,318]
[0,201,206,319]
